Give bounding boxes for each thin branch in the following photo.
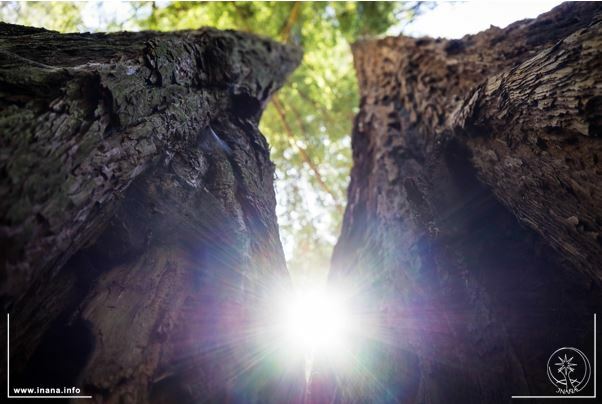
[293,87,346,128]
[279,2,301,43]
[289,103,311,142]
[274,2,344,214]
[272,95,344,214]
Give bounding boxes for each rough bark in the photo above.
[0,24,302,403]
[452,20,602,282]
[324,2,602,403]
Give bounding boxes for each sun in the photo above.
[275,284,353,361]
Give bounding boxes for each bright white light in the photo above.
[277,286,352,359]
[402,1,564,39]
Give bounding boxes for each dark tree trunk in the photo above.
[0,24,302,403]
[323,3,602,403]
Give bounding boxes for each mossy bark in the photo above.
[0,24,302,403]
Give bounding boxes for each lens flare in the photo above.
[281,287,350,355]
[270,282,355,367]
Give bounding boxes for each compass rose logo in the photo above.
[547,347,591,395]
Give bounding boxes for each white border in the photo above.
[6,313,92,399]
[512,313,597,399]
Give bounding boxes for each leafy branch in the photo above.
[272,94,344,214]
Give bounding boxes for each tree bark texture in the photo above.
[325,3,602,403]
[0,24,302,403]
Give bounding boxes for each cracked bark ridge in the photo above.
[325,3,602,403]
[0,24,302,403]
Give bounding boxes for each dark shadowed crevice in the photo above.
[231,92,262,119]
[17,317,94,402]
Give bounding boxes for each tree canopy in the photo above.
[0,1,424,281]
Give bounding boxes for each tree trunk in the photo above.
[0,24,303,403]
[324,3,602,403]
